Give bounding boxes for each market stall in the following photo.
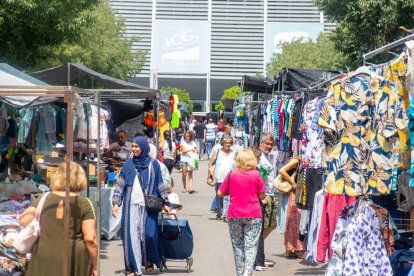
[237,37,414,274]
[0,62,167,275]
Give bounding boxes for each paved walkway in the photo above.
[100,160,326,276]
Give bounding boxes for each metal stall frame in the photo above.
[0,85,91,276]
[0,86,160,276]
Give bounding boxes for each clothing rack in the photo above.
[363,33,414,65]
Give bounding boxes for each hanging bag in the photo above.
[13,192,50,254]
[273,174,293,194]
[207,149,220,186]
[138,161,164,213]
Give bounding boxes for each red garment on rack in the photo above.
[316,193,356,262]
[169,95,175,113]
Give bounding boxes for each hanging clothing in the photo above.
[74,98,87,141]
[318,75,373,196]
[316,193,356,262]
[300,97,325,169]
[0,105,8,136]
[35,107,53,154]
[366,76,407,194]
[17,108,34,144]
[41,105,57,144]
[88,105,99,140]
[100,109,110,150]
[306,189,324,263]
[326,201,393,276]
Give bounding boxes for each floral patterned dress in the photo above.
[284,191,306,254]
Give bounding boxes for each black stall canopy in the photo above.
[30,63,160,131]
[30,63,159,98]
[275,68,340,91]
[241,75,275,94]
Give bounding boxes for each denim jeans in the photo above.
[206,139,215,159]
[215,182,224,218]
[222,195,230,218]
[195,139,205,159]
[211,196,217,211]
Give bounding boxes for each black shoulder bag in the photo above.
[138,161,164,213]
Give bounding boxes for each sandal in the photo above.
[145,263,154,273]
[188,189,195,194]
[181,189,187,193]
[284,251,297,258]
[295,251,306,259]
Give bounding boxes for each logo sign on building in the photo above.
[264,23,323,66]
[151,20,210,74]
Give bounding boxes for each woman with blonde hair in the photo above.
[218,149,265,276]
[20,161,98,276]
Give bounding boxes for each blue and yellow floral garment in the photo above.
[318,75,373,196]
[366,76,407,194]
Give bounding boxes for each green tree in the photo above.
[266,33,347,77]
[315,0,414,67]
[160,86,193,115]
[215,86,242,111]
[36,2,146,79]
[0,0,99,69]
[0,0,145,79]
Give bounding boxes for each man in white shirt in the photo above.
[255,132,276,271]
[205,118,217,159]
[106,130,132,160]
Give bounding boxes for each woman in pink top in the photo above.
[218,149,266,276]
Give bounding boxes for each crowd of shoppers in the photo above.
[19,115,307,276]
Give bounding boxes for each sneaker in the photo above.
[264,260,275,267]
[255,265,269,271]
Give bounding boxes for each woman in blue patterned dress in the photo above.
[112,137,171,276]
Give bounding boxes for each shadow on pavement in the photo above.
[294,262,327,275]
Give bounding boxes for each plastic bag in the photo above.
[188,154,199,171]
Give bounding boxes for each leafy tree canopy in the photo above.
[266,33,347,77]
[0,0,145,79]
[215,86,242,111]
[315,0,414,67]
[160,86,193,115]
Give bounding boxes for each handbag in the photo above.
[13,192,50,254]
[138,161,164,213]
[273,174,292,194]
[207,149,220,186]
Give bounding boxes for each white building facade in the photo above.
[110,0,334,111]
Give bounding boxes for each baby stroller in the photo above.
[159,214,194,273]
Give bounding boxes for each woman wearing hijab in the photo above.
[112,137,171,276]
